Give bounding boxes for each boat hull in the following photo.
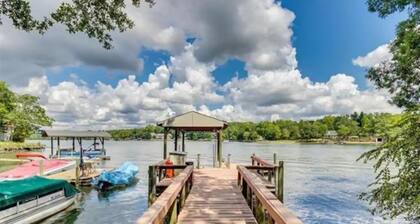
[0,191,76,224]
[0,160,76,180]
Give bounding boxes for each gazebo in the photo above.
[157,111,228,167]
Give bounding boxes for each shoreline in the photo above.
[0,141,44,152]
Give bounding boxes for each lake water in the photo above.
[27,141,406,223]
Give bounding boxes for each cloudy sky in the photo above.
[0,0,406,129]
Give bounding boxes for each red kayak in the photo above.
[0,159,75,180]
[16,152,48,160]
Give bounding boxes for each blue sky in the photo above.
[46,0,406,89]
[2,0,404,127]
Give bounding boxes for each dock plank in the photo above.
[177,168,257,224]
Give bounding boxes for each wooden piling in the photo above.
[196,154,200,169]
[39,160,45,176]
[275,161,284,203]
[75,159,80,186]
[273,153,277,165]
[148,165,157,206]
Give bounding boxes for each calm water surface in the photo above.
[36,141,405,224]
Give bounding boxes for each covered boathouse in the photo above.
[157,111,228,167]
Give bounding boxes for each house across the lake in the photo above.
[324,130,338,139]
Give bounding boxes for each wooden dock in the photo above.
[177,168,257,224]
[138,155,303,224]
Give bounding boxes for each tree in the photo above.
[366,0,419,109]
[0,0,155,49]
[358,1,419,221]
[8,94,54,142]
[358,108,419,220]
[0,82,16,130]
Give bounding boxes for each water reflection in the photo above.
[37,140,405,224]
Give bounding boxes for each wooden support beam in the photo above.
[174,130,178,151]
[217,130,222,168]
[78,138,84,167]
[93,137,97,150]
[101,137,105,155]
[72,137,75,151]
[181,131,185,152]
[57,137,61,157]
[50,137,53,157]
[163,128,168,159]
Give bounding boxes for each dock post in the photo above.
[227,153,231,168]
[39,160,44,176]
[148,165,157,206]
[275,161,284,203]
[75,159,80,186]
[196,154,200,169]
[273,153,277,164]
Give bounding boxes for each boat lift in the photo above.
[41,130,112,167]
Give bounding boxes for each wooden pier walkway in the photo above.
[177,168,257,224]
[138,156,303,224]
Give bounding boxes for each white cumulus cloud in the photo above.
[2,0,402,128]
[352,44,393,68]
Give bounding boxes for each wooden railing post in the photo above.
[168,198,178,224]
[237,165,302,224]
[255,199,266,224]
[148,165,157,206]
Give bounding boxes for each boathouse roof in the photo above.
[157,111,228,131]
[41,130,111,138]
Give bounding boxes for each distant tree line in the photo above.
[109,112,401,142]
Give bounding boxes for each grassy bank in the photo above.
[0,141,44,152]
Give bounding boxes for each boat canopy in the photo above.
[41,130,111,139]
[0,176,78,209]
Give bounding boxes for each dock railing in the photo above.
[147,163,189,205]
[238,165,302,224]
[248,154,284,202]
[139,165,193,224]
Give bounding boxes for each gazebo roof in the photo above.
[42,130,111,138]
[157,111,228,131]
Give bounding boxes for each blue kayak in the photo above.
[92,162,139,190]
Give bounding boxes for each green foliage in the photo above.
[0,0,155,49]
[358,108,419,220]
[366,0,418,17]
[366,1,419,109]
[360,1,419,221]
[109,125,163,140]
[0,82,16,127]
[0,81,53,142]
[110,112,399,142]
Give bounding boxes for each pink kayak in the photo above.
[0,159,75,180]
